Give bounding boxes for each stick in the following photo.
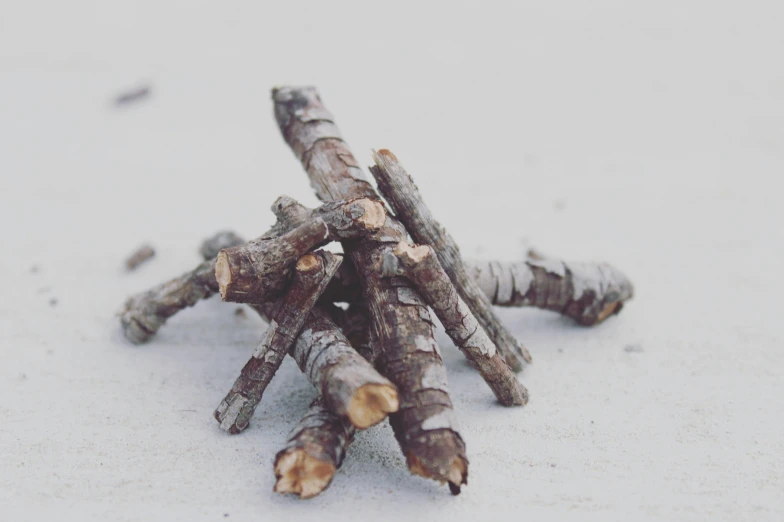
[214,251,341,434]
[370,149,531,370]
[216,218,329,304]
[273,397,354,499]
[273,86,468,491]
[390,243,528,406]
[469,258,634,325]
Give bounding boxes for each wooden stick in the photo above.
[215,218,329,304]
[214,251,341,434]
[273,397,354,499]
[273,86,467,491]
[370,150,531,370]
[390,242,528,406]
[469,258,634,325]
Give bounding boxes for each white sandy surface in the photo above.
[1,1,783,520]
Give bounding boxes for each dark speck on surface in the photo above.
[49,298,58,307]
[624,344,644,353]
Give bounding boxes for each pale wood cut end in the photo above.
[347,383,400,429]
[296,254,320,272]
[215,251,231,299]
[393,241,431,266]
[274,449,336,500]
[355,198,386,230]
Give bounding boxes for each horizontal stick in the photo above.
[216,218,330,304]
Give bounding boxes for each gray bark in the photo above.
[370,149,530,370]
[469,258,634,325]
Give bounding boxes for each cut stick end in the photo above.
[347,383,400,429]
[354,199,386,231]
[296,254,320,272]
[393,241,431,266]
[215,251,231,299]
[409,453,468,491]
[274,449,336,500]
[372,148,398,164]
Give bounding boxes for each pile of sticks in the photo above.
[119,86,634,499]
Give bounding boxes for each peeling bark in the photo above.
[274,397,354,499]
[273,86,468,491]
[214,251,341,434]
[370,149,530,370]
[390,243,528,406]
[469,258,634,325]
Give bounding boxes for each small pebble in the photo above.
[234,308,247,318]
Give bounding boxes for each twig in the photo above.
[370,149,531,370]
[214,251,341,433]
[273,86,468,491]
[389,243,528,406]
[469,258,634,325]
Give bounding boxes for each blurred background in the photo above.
[1,1,782,521]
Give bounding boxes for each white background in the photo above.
[1,1,783,520]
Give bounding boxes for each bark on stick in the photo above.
[391,242,528,406]
[215,218,330,304]
[370,149,531,370]
[469,258,634,325]
[273,86,468,491]
[214,251,341,434]
[274,397,354,499]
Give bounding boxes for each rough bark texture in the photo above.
[273,86,468,491]
[215,218,330,304]
[124,243,155,271]
[119,234,246,344]
[469,258,634,325]
[370,149,531,370]
[391,243,528,406]
[274,397,355,499]
[214,251,342,434]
